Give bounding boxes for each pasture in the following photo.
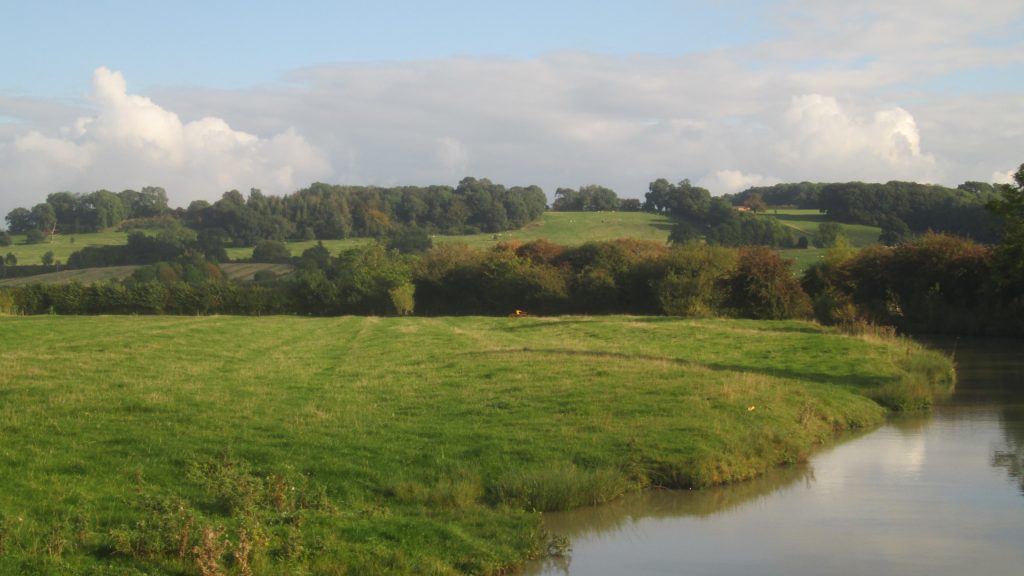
[0,315,952,574]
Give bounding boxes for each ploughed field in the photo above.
[0,315,952,574]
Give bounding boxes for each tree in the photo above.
[5,253,17,267]
[741,191,767,213]
[812,222,843,248]
[619,198,642,211]
[41,251,54,267]
[386,225,433,254]
[878,215,911,246]
[31,203,57,236]
[988,163,1024,296]
[25,229,46,244]
[5,207,34,234]
[0,230,10,246]
[725,247,812,319]
[251,240,293,263]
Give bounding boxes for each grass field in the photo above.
[771,208,882,246]
[0,315,953,574]
[4,211,858,277]
[225,211,675,259]
[1,231,131,265]
[770,209,882,272]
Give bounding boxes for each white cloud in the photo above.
[0,67,331,216]
[776,94,939,182]
[3,1,1023,220]
[992,169,1016,185]
[702,170,780,195]
[434,136,469,177]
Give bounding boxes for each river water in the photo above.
[525,339,1024,575]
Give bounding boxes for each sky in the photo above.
[1,0,1022,219]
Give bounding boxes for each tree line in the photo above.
[4,177,547,247]
[802,165,1024,336]
[0,238,811,321]
[3,161,1022,337]
[729,179,1002,242]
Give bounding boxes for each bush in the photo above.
[251,240,292,263]
[25,229,46,244]
[812,222,843,248]
[726,247,811,319]
[655,243,738,317]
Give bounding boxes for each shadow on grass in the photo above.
[465,347,890,390]
[774,213,826,223]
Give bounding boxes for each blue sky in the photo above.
[1,0,1022,216]
[2,1,770,96]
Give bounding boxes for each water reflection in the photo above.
[940,338,1024,496]
[544,462,816,537]
[994,406,1024,494]
[525,339,1024,576]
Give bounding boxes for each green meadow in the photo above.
[224,211,675,259]
[1,231,132,265]
[772,209,882,272]
[0,315,952,574]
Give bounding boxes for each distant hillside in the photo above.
[225,211,676,259]
[771,208,881,271]
[2,210,874,276]
[0,263,293,287]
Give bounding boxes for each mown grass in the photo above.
[0,315,952,574]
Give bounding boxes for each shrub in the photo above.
[251,240,292,263]
[25,229,46,244]
[655,242,738,317]
[726,247,811,319]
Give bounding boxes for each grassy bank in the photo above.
[0,316,952,574]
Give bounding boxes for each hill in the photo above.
[770,208,882,271]
[224,211,675,259]
[1,210,875,276]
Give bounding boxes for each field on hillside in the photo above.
[2,210,874,278]
[772,209,881,246]
[225,211,675,259]
[1,230,131,265]
[0,315,952,574]
[771,209,882,272]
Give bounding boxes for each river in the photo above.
[525,339,1024,575]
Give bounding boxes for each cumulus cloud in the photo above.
[776,94,939,182]
[3,0,1022,218]
[0,67,330,215]
[992,169,1017,185]
[702,170,780,195]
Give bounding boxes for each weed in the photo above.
[233,528,253,576]
[193,526,229,576]
[109,493,196,559]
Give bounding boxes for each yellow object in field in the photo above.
[747,405,756,411]
[510,309,528,317]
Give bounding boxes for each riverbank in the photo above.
[0,315,953,574]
